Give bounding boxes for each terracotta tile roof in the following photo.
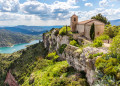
[78,19,95,24]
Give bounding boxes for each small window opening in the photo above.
[74,18,76,21]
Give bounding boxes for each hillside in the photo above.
[0,29,33,47]
[1,26,120,86]
[0,50,22,86]
[0,25,62,35]
[0,41,88,86]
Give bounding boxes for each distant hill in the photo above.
[0,25,62,35]
[0,29,33,47]
[110,19,120,26]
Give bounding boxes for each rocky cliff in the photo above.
[43,29,108,85]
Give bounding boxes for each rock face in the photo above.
[65,45,108,85]
[4,70,18,86]
[43,29,108,85]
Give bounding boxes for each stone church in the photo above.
[70,14,105,39]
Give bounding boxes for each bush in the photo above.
[59,26,71,36]
[46,52,59,62]
[95,55,120,76]
[104,66,117,75]
[110,35,120,58]
[54,29,59,36]
[70,40,79,47]
[95,57,107,70]
[104,24,120,38]
[97,34,110,40]
[58,44,67,54]
[116,72,120,79]
[88,53,103,59]
[93,39,103,47]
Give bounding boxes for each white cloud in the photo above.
[85,3,93,7]
[0,0,120,26]
[82,0,87,1]
[0,0,20,12]
[99,0,109,7]
[20,0,79,20]
[0,12,69,26]
[75,8,120,21]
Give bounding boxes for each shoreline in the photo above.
[0,40,39,54]
[0,40,39,48]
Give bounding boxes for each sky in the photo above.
[0,0,120,26]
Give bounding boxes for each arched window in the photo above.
[74,18,76,21]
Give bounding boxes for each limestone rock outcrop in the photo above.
[43,29,108,86]
[65,45,108,85]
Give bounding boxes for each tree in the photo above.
[91,13,110,25]
[90,23,95,40]
[104,24,120,38]
[110,35,120,58]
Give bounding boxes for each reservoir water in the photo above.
[0,40,39,54]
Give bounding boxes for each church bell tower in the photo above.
[70,14,78,32]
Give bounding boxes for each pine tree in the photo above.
[90,23,95,40]
[91,13,110,25]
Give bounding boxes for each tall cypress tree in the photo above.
[90,23,95,40]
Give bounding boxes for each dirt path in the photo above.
[4,70,19,86]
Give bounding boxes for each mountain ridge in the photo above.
[110,19,120,26]
[0,29,33,47]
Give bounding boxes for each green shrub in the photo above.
[59,27,66,36]
[88,53,104,59]
[104,24,120,38]
[117,72,120,79]
[46,52,59,62]
[97,34,110,40]
[104,66,117,75]
[110,35,120,58]
[58,44,67,54]
[54,29,59,36]
[95,57,107,70]
[93,39,103,47]
[59,26,71,36]
[50,78,70,86]
[93,52,103,57]
[95,55,120,76]
[88,54,94,59]
[70,40,79,47]
[69,35,74,41]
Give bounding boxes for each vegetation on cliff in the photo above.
[0,51,22,86]
[2,24,120,86]
[0,39,88,86]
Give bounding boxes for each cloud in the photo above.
[0,0,20,12]
[99,0,109,7]
[20,0,79,20]
[85,3,93,7]
[76,8,120,21]
[20,0,51,20]
[0,12,69,26]
[82,0,87,1]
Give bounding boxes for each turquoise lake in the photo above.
[0,40,39,54]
